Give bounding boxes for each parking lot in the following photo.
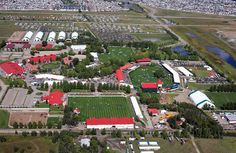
[1,88,34,107]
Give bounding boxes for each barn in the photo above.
[86,117,134,129]
[141,83,157,93]
[42,90,64,105]
[116,69,125,82]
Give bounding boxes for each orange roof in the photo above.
[116,69,125,81]
[42,90,64,105]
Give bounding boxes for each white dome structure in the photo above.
[58,31,66,40]
[34,31,43,41]
[47,31,56,42]
[22,31,33,41]
[189,90,215,109]
[71,32,78,39]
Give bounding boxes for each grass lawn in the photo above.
[188,83,213,91]
[205,92,236,108]
[36,102,63,114]
[195,138,236,153]
[47,117,62,128]
[0,20,22,41]
[0,110,9,128]
[132,138,196,153]
[99,46,136,65]
[129,64,173,89]
[0,136,58,153]
[187,67,210,77]
[41,61,60,70]
[68,96,134,121]
[132,33,175,44]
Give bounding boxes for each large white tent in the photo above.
[34,31,43,41]
[130,96,143,119]
[22,31,33,41]
[189,90,215,109]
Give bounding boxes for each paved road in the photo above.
[0,79,8,102]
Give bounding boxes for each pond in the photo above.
[206,46,236,68]
[171,45,189,56]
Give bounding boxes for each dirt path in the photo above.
[191,135,201,153]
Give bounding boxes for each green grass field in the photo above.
[188,83,213,91]
[205,92,236,108]
[99,47,136,65]
[68,96,134,121]
[129,64,173,89]
[0,136,58,153]
[195,138,236,153]
[0,110,9,128]
[47,117,62,128]
[41,61,60,70]
[186,67,210,77]
[0,21,22,41]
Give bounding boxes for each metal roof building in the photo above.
[177,67,193,77]
[130,96,143,119]
[58,31,66,40]
[47,31,56,42]
[22,31,33,41]
[189,90,215,109]
[34,31,43,41]
[162,63,180,84]
[71,32,78,39]
[35,74,65,80]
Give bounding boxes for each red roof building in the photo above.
[120,63,133,71]
[115,69,125,82]
[156,80,163,88]
[42,91,64,105]
[63,57,71,65]
[0,62,25,75]
[22,43,31,49]
[148,108,159,116]
[86,118,134,129]
[35,44,53,49]
[141,83,157,89]
[73,108,80,114]
[29,54,57,63]
[25,63,38,72]
[136,58,151,63]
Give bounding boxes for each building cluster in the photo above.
[135,0,236,16]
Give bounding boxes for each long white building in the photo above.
[130,96,143,119]
[22,31,33,41]
[189,90,215,109]
[47,31,56,42]
[58,31,66,40]
[35,74,65,81]
[34,31,43,41]
[162,63,180,84]
[177,67,193,77]
[86,118,134,129]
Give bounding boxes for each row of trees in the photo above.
[139,93,160,105]
[220,102,236,110]
[209,84,236,92]
[13,121,61,129]
[97,83,131,93]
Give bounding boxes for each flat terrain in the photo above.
[68,96,134,121]
[132,138,196,153]
[195,138,236,153]
[0,136,58,153]
[205,92,236,108]
[41,61,60,70]
[0,110,9,128]
[0,21,22,41]
[129,64,172,89]
[188,83,213,91]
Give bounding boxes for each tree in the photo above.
[161,130,168,139]
[31,131,37,136]
[42,41,48,47]
[139,130,146,137]
[90,83,95,92]
[72,58,79,66]
[19,122,24,128]
[91,128,97,135]
[13,122,18,129]
[101,128,106,135]
[154,69,165,78]
[38,121,43,129]
[153,130,159,137]
[116,130,122,138]
[22,131,29,137]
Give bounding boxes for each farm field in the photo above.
[169,18,234,25]
[0,20,22,41]
[171,26,236,81]
[132,33,174,43]
[205,92,236,108]
[0,136,58,153]
[68,96,134,121]
[129,64,172,89]
[0,110,9,128]
[195,138,236,153]
[188,83,213,91]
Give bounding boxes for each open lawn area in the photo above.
[132,33,175,44]
[205,92,236,108]
[0,110,9,128]
[99,47,134,65]
[68,96,134,121]
[129,64,172,89]
[47,117,62,128]
[186,67,210,77]
[0,21,22,41]
[36,102,63,114]
[0,136,58,153]
[195,138,236,153]
[41,61,60,70]
[188,83,213,91]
